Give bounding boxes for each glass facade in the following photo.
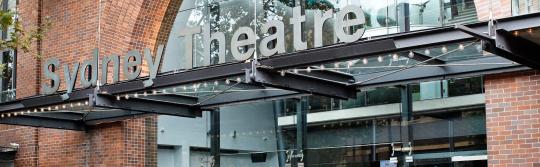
[157,76,488,166]
[161,0,481,72]
[513,0,540,15]
[154,0,496,166]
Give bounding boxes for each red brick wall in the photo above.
[16,0,42,98]
[485,70,540,167]
[0,117,157,167]
[2,0,177,166]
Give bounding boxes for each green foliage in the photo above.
[0,10,51,75]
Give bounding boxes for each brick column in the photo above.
[484,70,540,166]
[2,0,177,166]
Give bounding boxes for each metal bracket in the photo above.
[492,29,540,69]
[457,24,540,69]
[90,93,202,117]
[245,67,357,99]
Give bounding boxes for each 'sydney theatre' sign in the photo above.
[41,5,366,96]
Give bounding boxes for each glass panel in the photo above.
[447,77,483,97]
[512,0,540,15]
[160,0,485,74]
[219,101,285,166]
[411,109,487,166]
[366,87,401,106]
[341,91,367,109]
[442,0,478,25]
[307,120,373,148]
[307,96,338,113]
[305,145,374,166]
[407,0,443,30]
[162,6,209,72]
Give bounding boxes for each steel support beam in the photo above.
[456,24,540,69]
[296,69,356,84]
[411,52,445,65]
[91,94,201,117]
[200,90,305,108]
[0,115,85,131]
[134,94,198,105]
[83,110,147,125]
[2,13,539,117]
[355,56,526,88]
[246,68,356,99]
[492,29,540,69]
[23,112,84,120]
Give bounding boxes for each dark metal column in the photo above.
[371,119,377,165]
[210,109,220,167]
[399,85,413,167]
[273,101,287,167]
[398,3,410,32]
[292,97,307,167]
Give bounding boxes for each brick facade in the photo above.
[0,118,157,167]
[474,0,512,21]
[2,0,179,166]
[485,70,540,167]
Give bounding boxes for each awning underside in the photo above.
[1,13,539,131]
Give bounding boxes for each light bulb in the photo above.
[203,82,208,87]
[152,90,157,95]
[441,46,448,53]
[143,92,148,97]
[134,93,139,98]
[408,51,414,58]
[320,65,325,70]
[124,94,129,100]
[348,61,354,67]
[116,95,121,101]
[293,69,298,74]
[214,81,219,86]
[225,79,230,84]
[334,63,340,68]
[362,58,368,64]
[377,56,383,62]
[280,70,286,76]
[458,44,465,51]
[236,77,242,82]
[424,49,430,55]
[392,54,399,61]
[162,89,167,94]
[306,67,311,73]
